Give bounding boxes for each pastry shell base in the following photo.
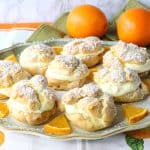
[114,83,149,102]
[10,105,57,125]
[81,53,103,68]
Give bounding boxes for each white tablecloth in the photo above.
[0,0,150,150]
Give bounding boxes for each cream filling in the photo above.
[0,88,11,97]
[46,70,89,81]
[125,59,150,73]
[75,51,103,59]
[64,103,105,126]
[8,99,55,114]
[96,80,140,97]
[20,61,48,71]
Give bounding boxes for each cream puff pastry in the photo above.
[45,55,89,90]
[62,36,104,67]
[19,44,55,75]
[8,75,57,125]
[94,61,149,102]
[62,83,117,131]
[0,60,30,99]
[110,41,150,77]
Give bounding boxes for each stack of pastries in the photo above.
[0,37,149,132]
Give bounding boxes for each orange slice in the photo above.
[88,67,99,80]
[0,102,9,118]
[0,131,5,145]
[43,113,72,135]
[126,127,150,139]
[4,54,17,62]
[122,104,148,124]
[53,46,63,55]
[0,94,8,100]
[143,79,150,92]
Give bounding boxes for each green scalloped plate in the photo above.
[0,38,150,140]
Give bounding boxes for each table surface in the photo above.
[0,0,150,150]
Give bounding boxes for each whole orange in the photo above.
[117,8,150,46]
[66,4,108,38]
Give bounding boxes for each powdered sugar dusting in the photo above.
[16,82,38,102]
[97,63,140,83]
[30,75,48,87]
[0,60,27,87]
[55,55,88,77]
[63,83,102,104]
[74,63,89,78]
[63,36,103,54]
[21,44,55,62]
[63,39,82,55]
[82,83,102,97]
[80,37,103,53]
[103,51,121,67]
[11,75,56,112]
[0,60,22,74]
[55,55,79,69]
[111,41,149,63]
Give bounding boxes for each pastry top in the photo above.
[94,62,141,96]
[0,60,30,88]
[20,44,55,63]
[111,41,149,64]
[62,36,104,55]
[63,83,102,105]
[62,83,116,121]
[103,51,121,68]
[45,55,89,81]
[8,75,56,113]
[97,66,140,83]
[103,41,150,73]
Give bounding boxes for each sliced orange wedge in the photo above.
[88,67,99,80]
[43,113,72,135]
[0,94,8,100]
[143,79,150,92]
[0,131,5,145]
[122,104,148,124]
[53,46,63,55]
[0,102,9,118]
[4,54,17,62]
[126,127,150,139]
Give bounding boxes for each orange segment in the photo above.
[126,127,150,139]
[4,54,17,62]
[53,46,63,55]
[0,94,8,100]
[122,104,148,124]
[43,113,72,135]
[0,131,5,145]
[143,79,150,92]
[0,102,9,118]
[88,67,99,80]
